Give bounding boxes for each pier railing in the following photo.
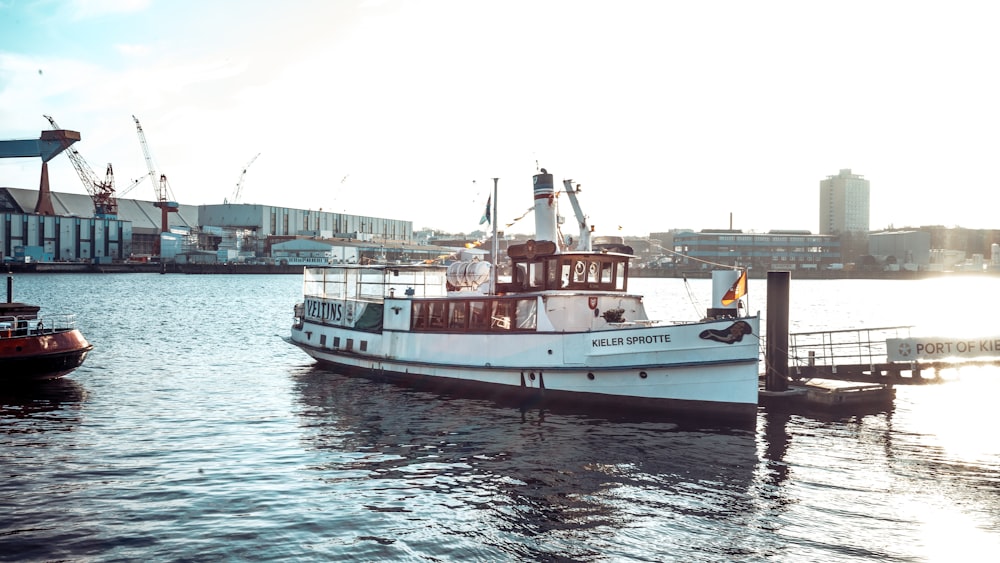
[787,326,916,381]
[785,325,1000,384]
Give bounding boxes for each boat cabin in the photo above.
[0,302,41,338]
[498,240,630,293]
[298,240,636,336]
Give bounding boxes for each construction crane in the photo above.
[132,115,179,257]
[226,152,260,204]
[117,175,146,198]
[43,115,118,217]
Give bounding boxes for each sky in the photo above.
[2,0,999,237]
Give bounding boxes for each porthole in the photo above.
[639,371,648,379]
[587,372,595,380]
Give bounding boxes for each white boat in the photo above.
[288,169,761,421]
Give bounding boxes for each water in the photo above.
[2,273,998,562]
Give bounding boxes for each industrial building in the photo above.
[198,203,414,259]
[269,237,475,266]
[868,230,931,270]
[1,187,195,261]
[1,125,432,266]
[0,185,439,265]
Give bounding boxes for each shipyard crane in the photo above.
[132,115,179,257]
[226,152,260,204]
[43,115,118,217]
[117,175,146,198]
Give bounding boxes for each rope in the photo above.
[681,275,703,318]
[658,246,739,270]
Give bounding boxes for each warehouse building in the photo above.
[0,187,416,264]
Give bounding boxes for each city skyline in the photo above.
[2,1,999,236]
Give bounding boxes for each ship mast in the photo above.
[491,177,499,295]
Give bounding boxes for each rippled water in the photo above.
[1,273,998,562]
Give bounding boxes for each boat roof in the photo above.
[0,302,41,315]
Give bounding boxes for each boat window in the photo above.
[411,302,428,329]
[546,258,560,288]
[587,260,600,284]
[469,300,489,330]
[560,261,572,288]
[573,260,587,283]
[448,301,468,330]
[601,261,613,284]
[616,261,627,290]
[513,264,527,288]
[516,299,537,329]
[428,302,446,329]
[491,300,513,330]
[355,303,383,331]
[526,262,544,289]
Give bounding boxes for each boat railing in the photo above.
[303,265,449,300]
[788,325,913,370]
[0,313,78,338]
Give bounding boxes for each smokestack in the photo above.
[532,169,558,243]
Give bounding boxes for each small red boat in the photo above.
[1,278,92,381]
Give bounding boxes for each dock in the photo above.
[758,271,1000,413]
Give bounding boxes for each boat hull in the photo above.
[0,329,93,381]
[289,317,761,423]
[304,352,757,422]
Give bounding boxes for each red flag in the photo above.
[721,269,747,306]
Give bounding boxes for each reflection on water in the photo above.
[0,378,86,431]
[0,274,998,561]
[292,367,760,561]
[290,362,1000,560]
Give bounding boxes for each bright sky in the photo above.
[2,0,999,236]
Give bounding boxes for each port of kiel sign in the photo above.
[887,337,1000,362]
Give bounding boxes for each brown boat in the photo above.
[1,277,92,382]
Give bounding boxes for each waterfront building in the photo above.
[198,203,413,257]
[819,169,870,235]
[671,229,840,272]
[0,210,133,263]
[1,187,197,258]
[270,237,456,266]
[0,187,411,263]
[868,230,931,270]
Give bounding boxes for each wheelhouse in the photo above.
[500,240,631,293]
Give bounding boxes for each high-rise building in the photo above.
[819,169,870,235]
